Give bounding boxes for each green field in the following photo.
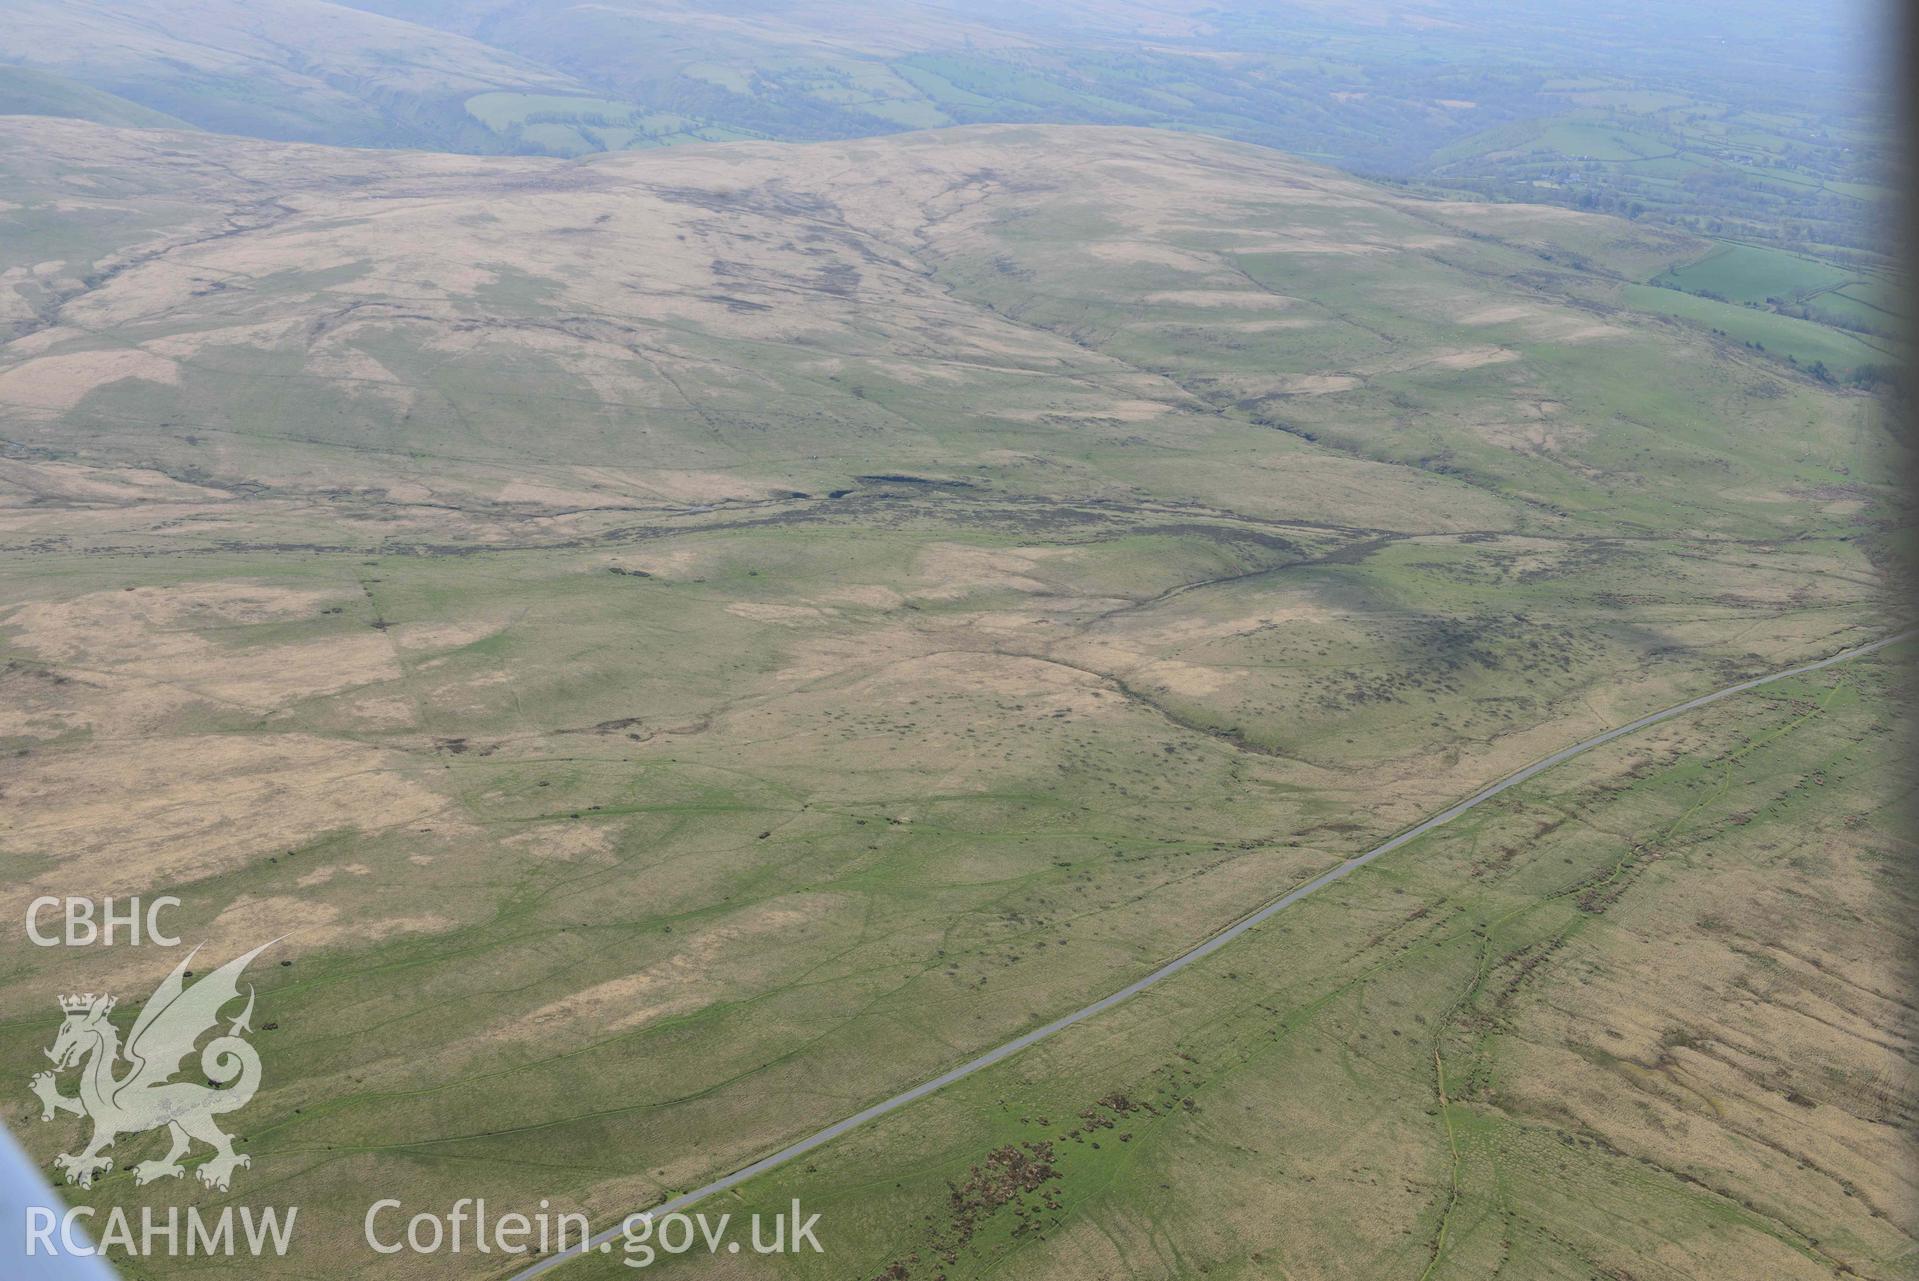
[1621,283,1897,377]
[464,92,648,130]
[1654,241,1859,304]
[1647,240,1906,354]
[1535,120,1674,161]
[463,92,758,153]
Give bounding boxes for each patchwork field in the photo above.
[1635,240,1906,379]
[0,119,1907,1278]
[1619,285,1899,378]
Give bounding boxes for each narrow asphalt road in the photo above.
[508,629,1911,1278]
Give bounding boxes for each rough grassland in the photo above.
[0,121,1906,1278]
[624,650,1914,1281]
